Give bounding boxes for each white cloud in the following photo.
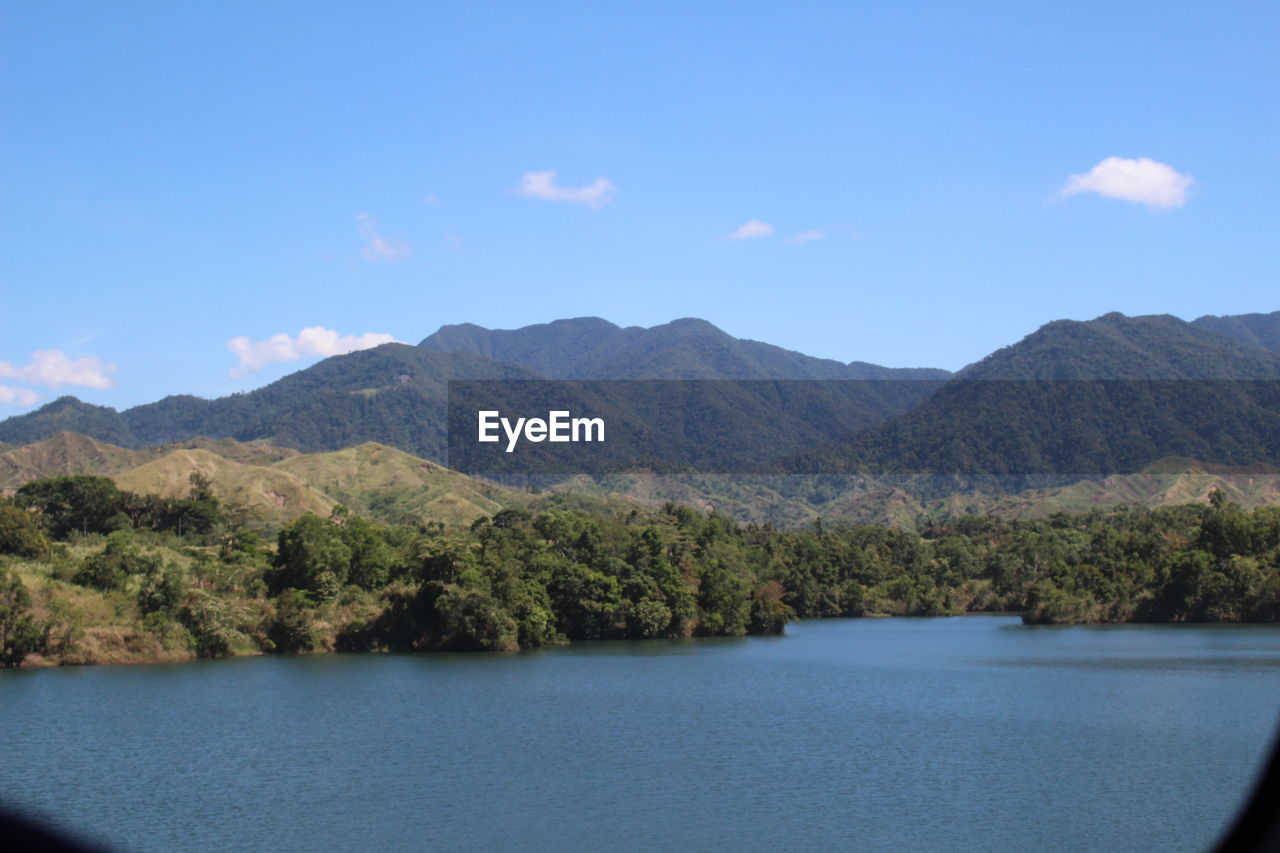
[519,171,616,208]
[1060,156,1193,209]
[0,385,40,407]
[0,349,118,389]
[785,229,826,245]
[356,212,411,262]
[422,194,439,204]
[727,219,774,240]
[227,327,401,378]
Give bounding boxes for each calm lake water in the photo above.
[3,615,1279,852]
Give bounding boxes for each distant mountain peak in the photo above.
[1192,309,1280,355]
[420,316,947,381]
[959,311,1280,380]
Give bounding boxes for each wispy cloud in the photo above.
[0,385,40,407]
[1060,156,1193,209]
[784,225,863,244]
[356,212,411,262]
[0,349,118,389]
[519,171,616,208]
[227,327,402,378]
[727,219,774,240]
[785,229,826,245]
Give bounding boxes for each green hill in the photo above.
[273,442,512,527]
[113,448,337,527]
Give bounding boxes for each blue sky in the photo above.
[2,1,1277,411]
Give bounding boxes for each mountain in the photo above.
[959,312,1280,379]
[4,312,1278,502]
[0,344,543,458]
[0,432,149,492]
[421,316,951,380]
[799,313,1280,491]
[1192,311,1280,356]
[0,397,139,448]
[0,320,947,462]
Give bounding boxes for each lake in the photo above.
[3,615,1278,852]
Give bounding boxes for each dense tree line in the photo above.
[2,473,1279,667]
[11,474,222,540]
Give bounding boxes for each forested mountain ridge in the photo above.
[0,321,948,457]
[0,345,543,456]
[1192,310,1280,356]
[2,312,1278,491]
[958,312,1280,379]
[796,312,1280,490]
[420,316,951,380]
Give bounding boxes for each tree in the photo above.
[273,514,352,599]
[342,516,395,590]
[75,530,158,591]
[137,561,187,616]
[0,504,50,558]
[267,589,321,653]
[15,475,128,538]
[747,581,793,635]
[1,569,42,667]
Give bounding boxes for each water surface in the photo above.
[3,615,1278,852]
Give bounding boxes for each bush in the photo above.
[0,504,50,558]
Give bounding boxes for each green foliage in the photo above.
[0,503,50,558]
[179,591,250,658]
[13,473,230,542]
[433,586,519,651]
[17,475,131,538]
[266,589,321,653]
[273,514,352,599]
[340,514,395,590]
[137,561,186,616]
[13,472,1280,666]
[1,568,43,667]
[75,530,161,591]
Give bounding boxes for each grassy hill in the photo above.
[5,431,1280,531]
[113,449,337,527]
[273,442,511,527]
[972,458,1280,519]
[1,432,149,491]
[0,432,304,493]
[154,436,301,465]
